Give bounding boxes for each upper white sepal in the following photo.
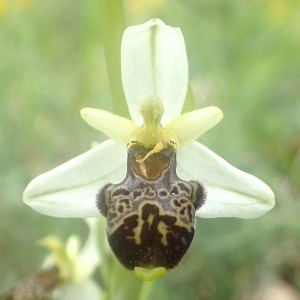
[121,19,188,125]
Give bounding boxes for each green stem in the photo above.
[138,281,154,300]
[182,81,196,113]
[99,0,129,117]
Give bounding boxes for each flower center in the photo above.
[127,96,178,162]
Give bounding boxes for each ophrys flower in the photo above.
[23,19,275,278]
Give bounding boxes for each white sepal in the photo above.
[177,142,275,218]
[121,19,188,125]
[23,140,126,218]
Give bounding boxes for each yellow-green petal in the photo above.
[80,108,138,144]
[166,106,223,145]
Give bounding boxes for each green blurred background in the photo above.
[1,0,300,299]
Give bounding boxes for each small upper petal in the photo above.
[80,108,138,144]
[177,142,275,218]
[121,19,188,125]
[166,106,223,145]
[23,140,127,218]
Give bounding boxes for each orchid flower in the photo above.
[40,218,102,299]
[23,19,275,278]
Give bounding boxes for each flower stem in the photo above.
[99,0,129,118]
[138,281,154,300]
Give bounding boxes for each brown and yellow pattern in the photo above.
[96,144,206,270]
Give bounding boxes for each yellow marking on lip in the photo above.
[147,213,155,228]
[157,221,168,246]
[136,142,164,163]
[132,209,156,245]
[132,216,143,244]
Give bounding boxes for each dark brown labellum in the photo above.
[96,144,206,270]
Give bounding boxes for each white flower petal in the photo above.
[177,142,275,218]
[76,218,100,282]
[66,235,81,261]
[23,140,127,218]
[122,19,188,125]
[166,106,223,145]
[80,108,138,144]
[53,280,101,300]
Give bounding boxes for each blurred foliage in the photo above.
[0,0,300,299]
